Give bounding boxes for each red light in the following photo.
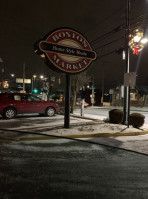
[82,86,85,91]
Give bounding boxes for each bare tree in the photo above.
[41,68,65,101]
[71,71,91,113]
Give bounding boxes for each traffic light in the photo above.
[80,86,85,91]
[33,88,38,94]
[82,86,85,91]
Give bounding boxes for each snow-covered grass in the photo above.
[0,110,147,137]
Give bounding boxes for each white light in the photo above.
[40,75,44,79]
[133,35,141,42]
[141,38,148,44]
[33,75,37,79]
[122,50,126,60]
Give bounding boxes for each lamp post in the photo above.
[123,0,130,125]
[1,68,4,93]
[91,75,95,107]
[23,63,25,93]
[9,74,15,92]
[123,0,148,125]
[32,75,36,93]
[88,75,95,106]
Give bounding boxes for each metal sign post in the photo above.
[81,99,85,117]
[124,72,136,126]
[64,74,71,128]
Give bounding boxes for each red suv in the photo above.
[0,93,59,119]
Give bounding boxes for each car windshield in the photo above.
[28,95,41,102]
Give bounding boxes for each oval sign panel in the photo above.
[38,28,96,74]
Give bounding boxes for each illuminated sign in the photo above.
[16,78,31,84]
[36,28,96,74]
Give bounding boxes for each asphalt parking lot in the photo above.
[0,133,148,199]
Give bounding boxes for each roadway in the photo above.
[0,132,148,199]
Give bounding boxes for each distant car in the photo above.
[0,93,59,119]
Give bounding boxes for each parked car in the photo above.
[0,93,59,119]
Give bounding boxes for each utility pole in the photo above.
[32,77,33,93]
[1,68,4,93]
[23,63,25,93]
[0,57,4,93]
[101,68,104,105]
[123,0,130,125]
[91,75,95,106]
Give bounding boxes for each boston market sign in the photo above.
[37,28,96,73]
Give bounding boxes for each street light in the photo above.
[11,74,15,77]
[33,75,37,79]
[129,29,148,55]
[40,75,44,79]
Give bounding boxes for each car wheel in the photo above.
[45,107,55,117]
[3,108,16,119]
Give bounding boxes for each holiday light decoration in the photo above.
[129,29,145,55]
[3,81,9,89]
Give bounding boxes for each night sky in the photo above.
[0,0,148,92]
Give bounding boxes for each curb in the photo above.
[1,130,148,143]
[63,130,148,139]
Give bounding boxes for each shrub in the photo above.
[129,113,145,128]
[109,109,123,124]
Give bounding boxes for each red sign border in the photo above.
[37,28,96,74]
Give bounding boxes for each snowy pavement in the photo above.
[0,113,148,154]
[0,113,147,137]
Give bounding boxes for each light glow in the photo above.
[141,38,148,44]
[133,35,141,42]
[40,54,45,58]
[40,75,44,79]
[33,75,37,79]
[129,29,146,55]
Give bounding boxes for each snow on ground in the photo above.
[0,111,147,137]
[45,122,142,137]
[41,113,146,137]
